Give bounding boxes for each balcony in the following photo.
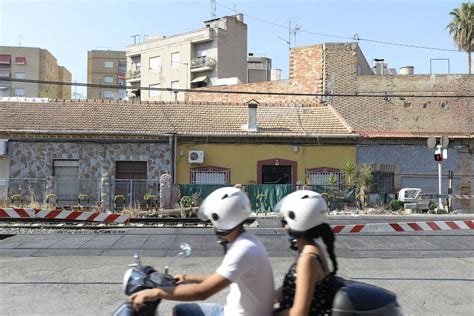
[126,69,141,82]
[190,56,216,73]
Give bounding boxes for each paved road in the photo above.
[0,256,472,316]
[1,227,473,258]
[0,216,473,315]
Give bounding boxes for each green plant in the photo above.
[429,200,438,211]
[390,199,403,212]
[256,193,269,213]
[342,162,357,186]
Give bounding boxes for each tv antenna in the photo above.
[130,34,140,45]
[293,24,301,47]
[18,35,23,46]
[211,0,216,18]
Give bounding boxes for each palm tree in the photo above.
[446,3,474,74]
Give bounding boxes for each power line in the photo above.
[216,1,460,53]
[4,78,474,98]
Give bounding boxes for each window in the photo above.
[15,72,26,79]
[0,70,10,78]
[15,57,26,65]
[372,172,394,193]
[149,56,161,70]
[196,49,207,58]
[171,80,179,90]
[171,52,180,69]
[191,167,230,184]
[0,54,11,65]
[104,60,114,68]
[306,167,343,189]
[14,88,25,96]
[103,76,114,83]
[103,90,114,99]
[149,83,160,97]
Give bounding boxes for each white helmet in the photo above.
[275,190,328,234]
[198,187,251,231]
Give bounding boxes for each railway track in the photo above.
[0,217,256,229]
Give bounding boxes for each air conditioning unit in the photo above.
[188,150,204,164]
[0,139,7,156]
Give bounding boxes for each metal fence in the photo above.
[0,178,159,210]
[112,179,160,210]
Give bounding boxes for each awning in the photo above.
[15,57,26,65]
[0,55,11,64]
[191,75,208,83]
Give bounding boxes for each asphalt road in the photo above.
[0,215,473,315]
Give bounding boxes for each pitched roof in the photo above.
[331,96,473,138]
[0,101,353,138]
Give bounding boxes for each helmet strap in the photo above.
[214,228,232,254]
[285,233,298,251]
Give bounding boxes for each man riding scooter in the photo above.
[129,187,275,316]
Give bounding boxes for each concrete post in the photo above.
[100,172,111,211]
[160,173,172,209]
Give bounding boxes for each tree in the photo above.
[446,3,473,74]
[342,162,373,209]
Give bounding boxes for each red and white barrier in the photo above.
[0,208,129,224]
[0,208,36,218]
[34,209,129,224]
[332,220,474,234]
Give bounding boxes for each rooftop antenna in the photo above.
[293,24,301,47]
[18,35,23,46]
[211,0,216,18]
[96,46,112,51]
[130,34,140,45]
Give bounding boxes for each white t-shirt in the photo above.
[216,231,274,316]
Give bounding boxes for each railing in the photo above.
[190,56,216,69]
[112,179,160,210]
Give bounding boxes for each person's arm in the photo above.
[129,272,231,310]
[288,254,319,316]
[174,273,207,284]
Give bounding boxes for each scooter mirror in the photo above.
[179,243,192,257]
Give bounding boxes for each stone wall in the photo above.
[7,141,171,209]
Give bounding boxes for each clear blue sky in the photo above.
[0,0,469,97]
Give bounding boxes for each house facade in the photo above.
[185,42,474,212]
[87,50,127,100]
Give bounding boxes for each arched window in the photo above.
[190,166,230,184]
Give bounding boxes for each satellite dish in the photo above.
[441,135,450,148]
[427,137,437,149]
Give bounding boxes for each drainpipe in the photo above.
[173,133,178,184]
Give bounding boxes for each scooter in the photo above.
[112,243,192,316]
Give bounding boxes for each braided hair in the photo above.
[302,223,338,275]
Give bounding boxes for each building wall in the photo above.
[8,141,171,179]
[186,44,325,103]
[177,143,355,184]
[58,66,72,99]
[87,50,126,99]
[0,46,42,97]
[357,144,474,211]
[216,16,247,83]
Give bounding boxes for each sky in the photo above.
[0,0,470,97]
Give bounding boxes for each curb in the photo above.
[332,220,474,233]
[0,208,129,224]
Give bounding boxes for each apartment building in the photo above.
[247,54,272,83]
[126,14,247,101]
[0,46,71,99]
[87,50,127,99]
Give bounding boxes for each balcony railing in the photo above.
[190,56,216,70]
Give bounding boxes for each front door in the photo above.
[262,165,292,184]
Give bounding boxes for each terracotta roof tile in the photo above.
[0,101,353,137]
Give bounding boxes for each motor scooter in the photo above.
[112,243,192,316]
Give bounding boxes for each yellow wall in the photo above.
[177,143,355,184]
